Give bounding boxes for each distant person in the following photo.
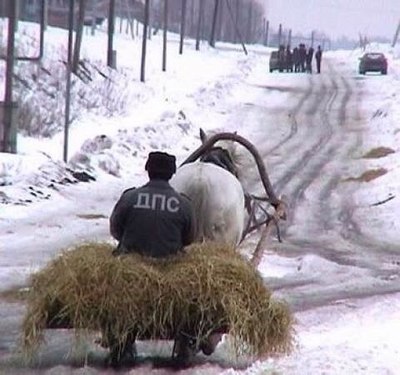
[278,44,285,72]
[306,46,314,73]
[292,46,300,72]
[315,45,323,73]
[299,44,307,72]
[285,45,293,72]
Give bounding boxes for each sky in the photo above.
[0,19,400,374]
[265,0,400,41]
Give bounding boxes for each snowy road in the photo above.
[232,58,400,312]
[1,48,400,374]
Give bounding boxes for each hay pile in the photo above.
[21,241,294,358]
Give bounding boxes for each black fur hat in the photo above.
[145,151,176,179]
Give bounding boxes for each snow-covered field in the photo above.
[0,20,400,374]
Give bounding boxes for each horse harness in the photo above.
[199,147,238,178]
[199,146,280,243]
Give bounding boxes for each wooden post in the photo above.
[225,0,247,54]
[209,0,219,47]
[278,23,282,46]
[107,0,116,68]
[43,0,48,30]
[234,0,239,44]
[217,0,224,41]
[162,0,168,71]
[195,0,204,50]
[141,0,150,82]
[73,0,86,73]
[39,0,46,58]
[246,1,252,43]
[392,20,400,47]
[91,0,96,36]
[64,0,75,162]
[179,0,187,54]
[1,0,17,153]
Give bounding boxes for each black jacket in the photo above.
[110,179,195,258]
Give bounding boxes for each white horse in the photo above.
[171,159,245,246]
[170,130,281,247]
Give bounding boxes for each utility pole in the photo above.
[195,0,205,50]
[141,0,150,82]
[392,20,400,47]
[43,0,48,30]
[39,0,46,57]
[234,0,240,44]
[162,0,168,71]
[1,0,17,153]
[91,0,96,36]
[278,23,282,46]
[225,0,247,54]
[209,0,220,47]
[246,0,253,43]
[73,0,87,73]
[64,0,75,162]
[216,0,224,41]
[179,0,187,54]
[107,0,116,68]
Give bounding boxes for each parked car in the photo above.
[269,51,280,72]
[358,52,388,75]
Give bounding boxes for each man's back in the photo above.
[110,179,194,258]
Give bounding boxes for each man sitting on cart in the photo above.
[110,151,220,366]
[110,151,195,259]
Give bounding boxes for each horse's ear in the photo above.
[199,128,207,144]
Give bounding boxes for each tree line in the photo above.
[148,0,265,45]
[10,1,267,46]
[64,0,267,78]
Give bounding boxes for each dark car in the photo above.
[269,51,280,72]
[359,52,388,75]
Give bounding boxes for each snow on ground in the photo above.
[0,21,400,374]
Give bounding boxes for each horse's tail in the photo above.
[183,181,211,242]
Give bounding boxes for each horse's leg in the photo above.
[200,332,223,355]
[172,331,199,367]
[105,330,137,368]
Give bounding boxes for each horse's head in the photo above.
[195,129,282,208]
[198,128,249,181]
[199,146,238,177]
